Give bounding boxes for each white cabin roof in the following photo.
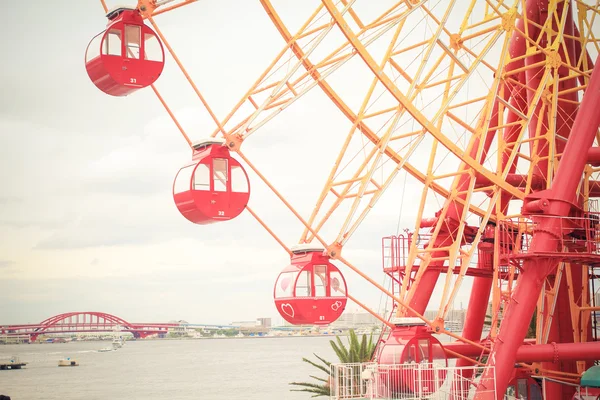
[290,244,326,254]
[192,138,226,150]
[106,5,135,18]
[390,317,427,327]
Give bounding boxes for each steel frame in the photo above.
[91,1,600,399]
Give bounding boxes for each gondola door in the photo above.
[211,158,230,220]
[121,24,144,89]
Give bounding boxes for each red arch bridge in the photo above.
[0,312,181,341]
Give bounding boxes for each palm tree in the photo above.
[289,329,376,397]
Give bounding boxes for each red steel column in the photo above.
[540,275,566,400]
[476,53,600,399]
[444,340,600,362]
[540,7,581,397]
[450,250,494,400]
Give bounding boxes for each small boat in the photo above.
[58,357,79,367]
[98,347,113,353]
[112,337,124,349]
[0,356,27,370]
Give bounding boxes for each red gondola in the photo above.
[377,323,448,396]
[173,139,250,225]
[85,7,165,96]
[506,371,542,400]
[274,246,348,325]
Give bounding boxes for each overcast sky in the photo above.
[0,0,486,326]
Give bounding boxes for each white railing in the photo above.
[535,376,600,400]
[573,386,599,400]
[330,363,496,400]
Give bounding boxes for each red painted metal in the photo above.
[375,8,599,397]
[173,141,250,224]
[541,277,568,400]
[588,148,600,166]
[274,250,347,325]
[85,8,165,96]
[506,373,543,400]
[451,249,494,398]
[454,68,530,397]
[498,214,600,264]
[476,52,600,399]
[547,269,581,400]
[443,341,600,363]
[382,234,518,282]
[378,326,448,396]
[0,312,178,341]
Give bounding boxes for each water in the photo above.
[0,337,337,400]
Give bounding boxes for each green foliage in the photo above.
[483,308,537,339]
[215,328,240,337]
[289,354,332,398]
[289,329,376,397]
[526,310,537,339]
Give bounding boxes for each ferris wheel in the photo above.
[84,1,600,399]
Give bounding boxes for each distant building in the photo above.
[231,321,259,328]
[257,318,271,328]
[330,311,382,329]
[169,320,189,335]
[424,310,437,321]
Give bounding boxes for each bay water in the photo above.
[0,336,337,400]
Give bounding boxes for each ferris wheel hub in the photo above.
[546,50,562,69]
[326,242,343,259]
[501,9,518,32]
[222,133,244,151]
[449,34,462,51]
[137,0,157,16]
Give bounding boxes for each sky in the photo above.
[0,0,484,326]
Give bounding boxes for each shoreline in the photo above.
[0,332,367,345]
